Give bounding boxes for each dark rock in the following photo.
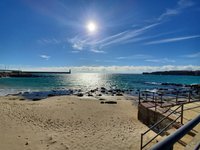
[48,94,55,97]
[116,89,121,92]
[90,90,95,93]
[101,87,106,90]
[116,93,123,96]
[108,90,113,93]
[100,101,105,104]
[77,93,84,97]
[32,98,41,101]
[105,101,117,104]
[88,93,93,97]
[101,90,106,93]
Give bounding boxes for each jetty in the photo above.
[0,69,71,78]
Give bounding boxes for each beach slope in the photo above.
[0,96,150,150]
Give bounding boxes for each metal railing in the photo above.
[138,89,200,108]
[140,104,184,150]
[151,114,200,150]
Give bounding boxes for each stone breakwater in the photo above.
[6,83,200,101]
[0,72,39,78]
[9,87,134,101]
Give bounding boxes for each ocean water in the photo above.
[0,73,200,96]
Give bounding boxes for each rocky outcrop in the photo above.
[143,70,200,76]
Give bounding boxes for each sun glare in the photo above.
[86,21,97,33]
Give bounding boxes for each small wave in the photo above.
[145,82,162,85]
[0,89,24,96]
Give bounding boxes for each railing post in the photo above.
[153,92,155,101]
[145,92,147,101]
[188,91,191,102]
[155,96,157,112]
[181,104,184,125]
[139,90,141,104]
[176,91,179,104]
[161,94,163,107]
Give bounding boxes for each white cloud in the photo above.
[68,0,195,52]
[145,35,200,45]
[145,58,175,63]
[116,54,151,60]
[5,65,199,73]
[39,55,50,60]
[158,9,180,21]
[68,23,160,52]
[38,38,61,44]
[72,43,83,50]
[98,23,160,48]
[182,52,200,58]
[158,0,194,21]
[178,0,194,8]
[90,49,106,53]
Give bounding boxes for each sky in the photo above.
[0,0,200,73]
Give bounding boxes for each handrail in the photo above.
[142,115,181,149]
[151,114,200,150]
[139,89,199,105]
[143,105,182,135]
[140,104,183,150]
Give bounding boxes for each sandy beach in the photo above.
[0,95,152,150]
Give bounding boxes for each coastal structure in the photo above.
[138,88,200,149]
[0,69,71,78]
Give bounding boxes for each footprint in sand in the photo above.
[47,142,69,150]
[46,135,69,150]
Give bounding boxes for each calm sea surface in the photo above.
[0,73,200,96]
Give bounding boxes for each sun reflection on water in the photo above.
[74,73,103,89]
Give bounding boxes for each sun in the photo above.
[86,21,97,33]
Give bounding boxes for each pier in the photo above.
[0,69,71,78]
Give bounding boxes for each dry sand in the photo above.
[0,95,151,150]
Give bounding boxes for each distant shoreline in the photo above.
[143,70,200,76]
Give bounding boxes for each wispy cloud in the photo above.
[98,23,160,48]
[38,38,61,45]
[39,55,50,60]
[116,54,151,60]
[69,23,160,52]
[68,36,90,51]
[157,0,194,21]
[182,52,200,58]
[95,60,118,63]
[68,0,195,52]
[145,35,200,45]
[178,0,194,8]
[90,49,106,53]
[145,58,175,63]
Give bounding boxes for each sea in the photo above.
[0,73,200,96]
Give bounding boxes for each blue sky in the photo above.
[0,0,200,73]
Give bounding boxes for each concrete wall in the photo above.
[138,104,173,133]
